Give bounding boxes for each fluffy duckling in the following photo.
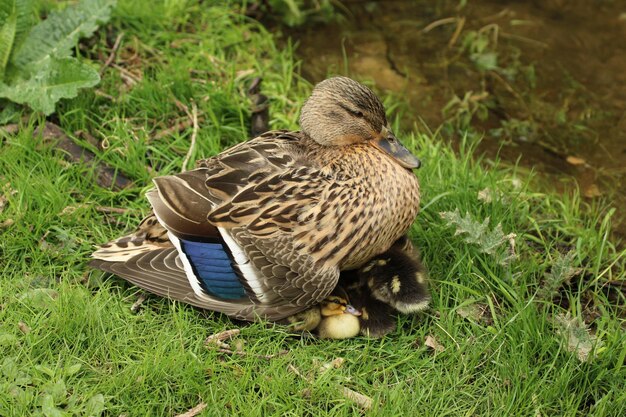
[360,237,430,314]
[284,294,361,339]
[315,295,362,339]
[338,236,430,338]
[341,277,397,338]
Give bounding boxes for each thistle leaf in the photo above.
[0,57,100,115]
[440,208,517,265]
[553,313,602,362]
[538,250,581,301]
[12,0,115,72]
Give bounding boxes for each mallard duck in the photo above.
[340,236,430,337]
[90,76,421,321]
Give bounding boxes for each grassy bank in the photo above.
[1,1,625,416]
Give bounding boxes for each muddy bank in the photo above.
[285,0,626,237]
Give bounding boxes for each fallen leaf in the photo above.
[17,322,30,334]
[583,184,602,198]
[0,219,14,228]
[319,357,344,373]
[341,386,373,411]
[566,156,586,166]
[477,188,493,203]
[424,335,444,353]
[456,303,488,323]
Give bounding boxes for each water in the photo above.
[287,0,626,237]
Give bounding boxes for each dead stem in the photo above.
[152,118,195,141]
[181,101,199,172]
[96,206,130,215]
[100,32,125,76]
[174,402,207,417]
[447,16,466,48]
[130,293,147,313]
[423,16,459,33]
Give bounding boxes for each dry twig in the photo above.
[204,328,241,348]
[216,348,289,360]
[100,32,125,76]
[174,402,207,417]
[130,293,147,313]
[341,387,373,410]
[152,118,195,141]
[96,206,129,215]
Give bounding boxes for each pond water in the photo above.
[286,0,626,238]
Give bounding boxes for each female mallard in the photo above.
[91,76,421,321]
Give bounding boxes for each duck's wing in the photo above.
[92,131,343,321]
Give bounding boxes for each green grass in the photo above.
[1,1,625,416]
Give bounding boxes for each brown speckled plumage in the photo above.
[91,77,421,321]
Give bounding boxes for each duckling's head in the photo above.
[361,250,430,314]
[299,77,420,169]
[320,295,362,317]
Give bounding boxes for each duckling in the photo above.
[338,236,430,338]
[359,237,430,315]
[315,295,362,339]
[285,306,322,332]
[341,276,397,338]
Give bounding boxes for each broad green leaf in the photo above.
[12,0,115,72]
[0,3,17,80]
[85,394,105,417]
[0,56,100,115]
[0,0,35,79]
[41,394,66,417]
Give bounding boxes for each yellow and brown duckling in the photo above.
[90,76,421,322]
[316,295,362,339]
[286,294,361,339]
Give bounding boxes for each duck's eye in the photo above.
[351,110,365,118]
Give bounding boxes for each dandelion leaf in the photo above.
[0,57,99,114]
[12,0,115,72]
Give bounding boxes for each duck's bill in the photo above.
[345,304,362,316]
[372,129,421,169]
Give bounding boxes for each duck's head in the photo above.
[299,76,421,169]
[320,295,362,317]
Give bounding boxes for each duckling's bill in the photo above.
[345,304,362,316]
[372,126,421,169]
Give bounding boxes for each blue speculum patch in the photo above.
[180,239,245,299]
